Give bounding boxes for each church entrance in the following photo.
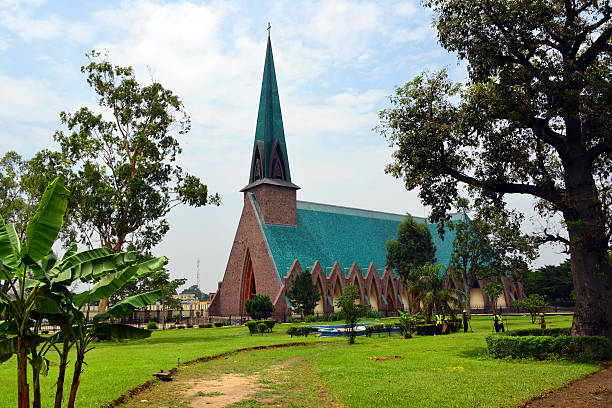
[332,276,342,312]
[242,252,256,314]
[369,280,379,311]
[385,280,395,311]
[314,277,324,314]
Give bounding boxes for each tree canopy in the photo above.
[386,214,436,281]
[523,260,573,305]
[379,0,612,338]
[287,269,321,318]
[36,50,219,253]
[181,284,209,301]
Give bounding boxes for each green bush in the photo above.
[214,321,225,327]
[287,317,302,323]
[361,309,382,318]
[263,319,276,332]
[286,326,312,338]
[187,324,193,328]
[327,311,343,321]
[365,325,374,337]
[256,322,268,336]
[372,324,384,335]
[168,325,176,330]
[486,334,612,362]
[384,323,395,336]
[198,323,212,328]
[305,315,317,323]
[146,321,158,330]
[505,328,571,337]
[415,324,436,336]
[245,321,258,335]
[176,325,185,329]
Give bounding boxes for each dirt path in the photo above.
[522,366,612,408]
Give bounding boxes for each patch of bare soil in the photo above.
[183,374,263,408]
[522,366,612,408]
[369,355,405,361]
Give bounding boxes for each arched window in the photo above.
[252,144,264,181]
[268,140,287,180]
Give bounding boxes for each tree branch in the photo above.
[587,140,612,161]
[577,24,612,69]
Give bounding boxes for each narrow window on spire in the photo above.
[268,140,286,180]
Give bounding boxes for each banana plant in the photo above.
[0,178,167,408]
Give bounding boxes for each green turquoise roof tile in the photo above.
[252,197,459,281]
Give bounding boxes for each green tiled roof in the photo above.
[251,196,459,281]
[249,36,291,183]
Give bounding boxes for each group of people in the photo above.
[435,310,547,334]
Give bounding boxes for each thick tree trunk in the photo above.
[54,341,70,408]
[67,355,84,408]
[17,337,29,408]
[32,367,41,408]
[563,152,612,340]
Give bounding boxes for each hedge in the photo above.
[286,326,312,338]
[486,334,612,362]
[504,328,571,337]
[245,319,276,335]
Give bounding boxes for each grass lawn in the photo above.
[0,314,599,407]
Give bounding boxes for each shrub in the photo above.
[147,321,158,330]
[286,326,312,338]
[245,321,258,335]
[305,315,317,323]
[287,317,302,323]
[372,324,384,335]
[384,323,395,336]
[415,324,436,336]
[505,328,571,337]
[286,327,298,338]
[257,322,268,336]
[245,294,275,319]
[187,324,194,328]
[361,309,382,318]
[365,325,374,337]
[263,319,276,332]
[327,311,344,321]
[168,325,176,330]
[214,321,225,327]
[176,325,185,329]
[486,334,612,362]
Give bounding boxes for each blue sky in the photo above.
[0,0,565,292]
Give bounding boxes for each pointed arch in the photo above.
[314,275,325,314]
[470,281,485,310]
[384,279,395,311]
[251,142,264,182]
[242,250,257,314]
[268,139,287,180]
[332,275,343,312]
[369,279,380,311]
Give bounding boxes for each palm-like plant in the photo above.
[0,178,166,408]
[409,264,463,322]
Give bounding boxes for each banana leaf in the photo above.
[94,323,152,340]
[0,217,20,269]
[0,335,46,364]
[24,178,69,263]
[50,249,137,285]
[94,290,162,322]
[73,256,167,307]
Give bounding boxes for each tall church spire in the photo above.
[247,35,293,185]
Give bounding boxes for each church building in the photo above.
[207,36,524,318]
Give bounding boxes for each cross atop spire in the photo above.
[243,34,298,191]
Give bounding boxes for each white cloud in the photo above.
[394,1,418,17]
[0,73,64,121]
[1,13,63,41]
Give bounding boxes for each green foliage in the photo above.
[186,324,193,328]
[176,325,185,329]
[0,152,38,241]
[483,281,504,311]
[522,261,573,305]
[244,294,274,320]
[287,269,321,318]
[34,50,219,253]
[286,326,312,338]
[409,264,462,321]
[335,285,364,344]
[214,322,225,328]
[513,294,549,324]
[379,0,612,337]
[199,323,213,328]
[256,323,268,336]
[245,320,273,335]
[385,214,436,282]
[397,310,415,338]
[486,334,612,362]
[180,285,209,301]
[505,328,571,337]
[146,321,158,330]
[305,315,317,323]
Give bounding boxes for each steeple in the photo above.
[244,35,298,188]
[241,33,299,226]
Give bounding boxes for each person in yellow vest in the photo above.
[498,310,505,332]
[493,313,500,332]
[435,313,443,335]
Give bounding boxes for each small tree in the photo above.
[409,264,462,322]
[513,294,548,324]
[244,294,274,320]
[335,285,364,344]
[483,281,505,313]
[287,269,321,319]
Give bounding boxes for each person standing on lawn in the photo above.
[498,310,505,333]
[435,313,443,335]
[540,313,546,331]
[493,313,501,332]
[462,310,469,333]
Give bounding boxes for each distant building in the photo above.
[208,36,524,317]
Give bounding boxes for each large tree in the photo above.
[40,50,219,253]
[523,260,574,305]
[449,199,536,315]
[386,214,436,280]
[379,1,612,338]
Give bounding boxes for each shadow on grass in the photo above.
[458,346,489,359]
